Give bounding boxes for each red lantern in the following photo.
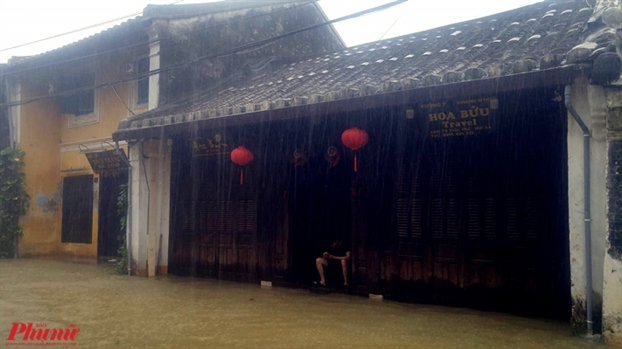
[230,146,254,184]
[341,127,368,172]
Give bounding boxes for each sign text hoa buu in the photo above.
[421,97,498,138]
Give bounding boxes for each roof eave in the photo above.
[4,16,151,73]
[112,64,588,142]
[311,1,346,49]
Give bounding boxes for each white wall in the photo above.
[129,143,148,275]
[128,139,171,276]
[567,77,608,321]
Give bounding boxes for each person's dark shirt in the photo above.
[326,244,348,258]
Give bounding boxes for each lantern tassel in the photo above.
[240,167,244,185]
[354,154,358,172]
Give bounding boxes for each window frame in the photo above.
[136,56,150,106]
[60,71,96,116]
[59,67,100,128]
[127,55,150,114]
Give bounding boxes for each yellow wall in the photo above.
[19,80,63,257]
[60,58,135,144]
[18,50,140,259]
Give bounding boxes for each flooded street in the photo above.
[0,259,610,348]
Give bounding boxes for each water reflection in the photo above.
[0,259,610,348]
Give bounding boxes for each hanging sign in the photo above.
[191,132,231,157]
[85,150,128,175]
[420,96,498,138]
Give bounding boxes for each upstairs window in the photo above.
[137,57,149,105]
[60,72,95,116]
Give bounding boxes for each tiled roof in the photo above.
[6,16,147,69]
[118,0,619,132]
[6,1,316,71]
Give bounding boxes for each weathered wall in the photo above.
[568,77,608,333]
[17,77,63,257]
[147,139,171,276]
[16,47,146,258]
[156,2,344,106]
[128,143,147,275]
[603,86,622,346]
[60,57,135,144]
[128,139,171,277]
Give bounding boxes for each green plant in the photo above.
[113,183,128,274]
[0,147,29,259]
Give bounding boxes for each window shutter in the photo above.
[77,90,94,115]
[60,78,77,115]
[60,72,94,115]
[61,95,78,115]
[396,169,409,239]
[199,201,208,231]
[76,73,95,115]
[137,57,149,105]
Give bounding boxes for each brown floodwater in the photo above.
[0,259,611,348]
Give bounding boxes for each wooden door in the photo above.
[61,175,93,244]
[172,154,257,282]
[199,189,256,282]
[386,92,569,318]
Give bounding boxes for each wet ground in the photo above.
[0,259,611,349]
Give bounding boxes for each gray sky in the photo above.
[0,0,542,64]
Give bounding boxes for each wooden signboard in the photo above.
[421,96,499,138]
[191,131,232,157]
[85,149,128,177]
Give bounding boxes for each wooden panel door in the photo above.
[174,156,257,282]
[388,92,568,318]
[234,197,256,282]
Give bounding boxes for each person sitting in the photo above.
[315,239,350,287]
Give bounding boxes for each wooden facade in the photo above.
[168,87,570,319]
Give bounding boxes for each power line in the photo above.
[0,0,184,53]
[379,1,409,41]
[0,0,407,109]
[1,1,318,78]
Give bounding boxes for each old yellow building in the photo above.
[2,0,343,262]
[7,29,146,259]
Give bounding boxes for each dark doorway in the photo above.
[97,172,127,257]
[61,175,93,244]
[289,150,352,285]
